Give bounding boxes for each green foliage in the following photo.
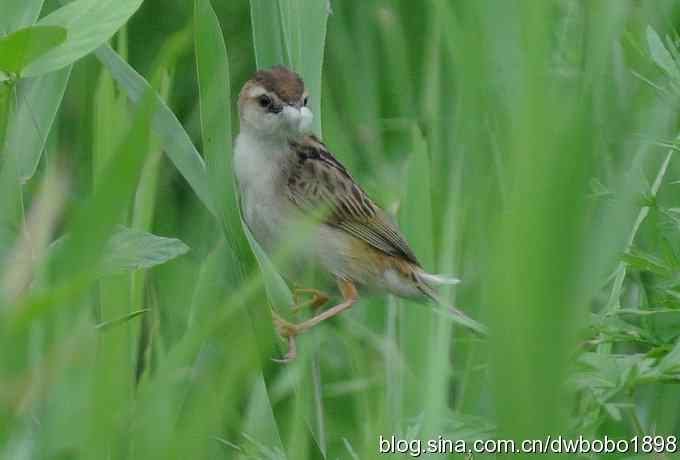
[96,44,216,214]
[249,0,328,134]
[100,226,190,274]
[23,0,144,77]
[194,0,239,246]
[0,25,67,75]
[5,66,71,180]
[0,0,45,34]
[3,1,680,460]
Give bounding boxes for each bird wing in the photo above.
[286,135,420,266]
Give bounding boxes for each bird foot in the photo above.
[269,280,357,363]
[272,310,300,337]
[271,310,300,363]
[291,287,329,314]
[271,336,297,363]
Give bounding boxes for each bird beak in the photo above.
[282,105,313,134]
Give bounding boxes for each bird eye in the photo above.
[303,96,309,107]
[258,95,272,108]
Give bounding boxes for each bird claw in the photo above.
[291,288,329,314]
[271,336,297,363]
[271,310,299,337]
[271,310,300,363]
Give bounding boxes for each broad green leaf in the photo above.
[23,0,143,77]
[0,25,67,75]
[95,45,215,215]
[4,65,71,182]
[0,0,44,34]
[100,226,190,274]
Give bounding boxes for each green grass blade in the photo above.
[95,44,216,215]
[0,0,44,34]
[23,0,144,77]
[93,61,127,183]
[194,4,288,456]
[247,3,332,457]
[0,82,10,143]
[243,226,294,310]
[278,0,328,135]
[396,125,435,422]
[241,374,288,458]
[188,241,241,328]
[5,65,71,181]
[194,0,248,260]
[64,88,153,459]
[129,67,169,384]
[482,0,617,446]
[0,84,22,266]
[95,308,149,331]
[249,0,287,69]
[58,92,152,265]
[249,0,328,135]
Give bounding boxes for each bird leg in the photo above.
[292,287,330,314]
[272,279,358,363]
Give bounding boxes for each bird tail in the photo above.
[419,272,461,286]
[437,299,488,336]
[416,271,488,337]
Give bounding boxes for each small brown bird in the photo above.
[234,66,485,362]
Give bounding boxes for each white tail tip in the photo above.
[420,272,461,286]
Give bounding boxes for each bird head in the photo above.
[238,65,313,139]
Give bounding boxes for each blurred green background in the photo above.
[3,0,680,459]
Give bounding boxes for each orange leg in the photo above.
[292,287,330,314]
[272,278,358,363]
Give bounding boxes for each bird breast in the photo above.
[234,132,293,255]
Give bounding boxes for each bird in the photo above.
[234,65,486,362]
